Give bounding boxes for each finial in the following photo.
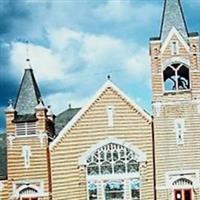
[47,105,54,117]
[25,41,32,69]
[5,99,15,113]
[8,99,13,107]
[107,74,111,80]
[35,97,45,110]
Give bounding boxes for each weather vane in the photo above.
[26,40,32,69]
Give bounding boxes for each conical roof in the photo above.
[160,0,188,41]
[15,68,42,115]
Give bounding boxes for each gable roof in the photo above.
[160,0,188,41]
[0,133,7,180]
[15,68,42,115]
[55,107,81,134]
[50,80,151,151]
[160,27,190,54]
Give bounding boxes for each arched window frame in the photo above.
[15,184,41,198]
[79,137,146,200]
[162,61,191,93]
[79,137,146,167]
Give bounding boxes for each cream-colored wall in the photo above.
[151,32,200,200]
[51,86,154,200]
[3,108,52,200]
[0,180,8,200]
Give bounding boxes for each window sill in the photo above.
[163,89,191,95]
[15,134,38,138]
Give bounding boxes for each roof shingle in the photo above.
[15,68,42,115]
[160,0,188,41]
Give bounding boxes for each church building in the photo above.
[0,0,199,200]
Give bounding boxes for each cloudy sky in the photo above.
[0,0,200,133]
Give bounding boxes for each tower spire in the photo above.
[15,68,42,116]
[160,0,188,41]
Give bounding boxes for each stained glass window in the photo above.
[131,179,140,200]
[88,182,97,200]
[105,181,124,200]
[86,143,139,176]
[86,142,141,200]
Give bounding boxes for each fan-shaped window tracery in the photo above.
[19,187,38,195]
[86,141,143,200]
[86,143,139,176]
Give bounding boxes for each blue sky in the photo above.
[0,0,200,133]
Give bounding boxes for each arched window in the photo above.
[172,178,193,200]
[86,143,139,176]
[19,187,37,195]
[83,140,144,200]
[172,178,193,187]
[163,63,190,92]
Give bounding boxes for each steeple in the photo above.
[160,0,188,41]
[15,68,42,115]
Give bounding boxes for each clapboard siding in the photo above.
[2,108,51,199]
[151,27,200,199]
[51,87,154,200]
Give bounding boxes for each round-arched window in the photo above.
[86,142,141,200]
[86,143,139,176]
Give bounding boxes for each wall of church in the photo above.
[0,180,8,200]
[151,31,200,200]
[6,136,50,198]
[50,86,154,200]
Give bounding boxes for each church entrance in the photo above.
[174,189,192,200]
[19,186,39,200]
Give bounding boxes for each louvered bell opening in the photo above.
[16,122,36,136]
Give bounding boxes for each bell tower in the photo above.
[150,0,200,200]
[5,61,54,199]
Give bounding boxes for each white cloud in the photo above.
[9,27,151,114]
[124,48,150,81]
[94,0,133,22]
[45,92,88,114]
[94,0,161,25]
[48,28,82,51]
[81,34,127,69]
[10,42,65,81]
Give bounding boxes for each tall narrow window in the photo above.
[175,119,185,145]
[107,106,114,127]
[22,146,31,168]
[88,182,97,200]
[105,181,124,200]
[171,41,179,55]
[131,179,140,200]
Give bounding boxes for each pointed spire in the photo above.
[160,0,188,41]
[15,68,42,115]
